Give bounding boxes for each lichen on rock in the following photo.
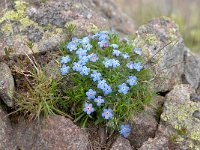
[160,84,200,149]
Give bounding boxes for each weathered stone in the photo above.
[190,93,200,102]
[110,136,132,150]
[139,135,177,150]
[134,17,185,92]
[0,62,15,107]
[160,84,200,149]
[184,48,200,89]
[0,106,14,150]
[0,0,135,58]
[128,111,158,148]
[193,110,200,120]
[13,115,90,150]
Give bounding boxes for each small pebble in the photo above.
[190,93,200,102]
[193,110,200,120]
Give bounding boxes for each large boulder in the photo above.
[134,17,185,92]
[12,115,90,150]
[0,0,135,58]
[0,62,15,107]
[160,84,200,149]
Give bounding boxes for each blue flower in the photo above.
[78,56,89,65]
[133,48,142,55]
[66,41,77,51]
[122,53,130,59]
[97,80,107,89]
[118,83,129,94]
[92,32,99,39]
[120,124,131,138]
[133,62,143,71]
[110,44,119,49]
[72,37,78,41]
[127,76,137,86]
[86,89,96,100]
[102,108,113,119]
[90,71,101,82]
[98,40,109,48]
[126,61,134,69]
[72,37,81,43]
[94,96,104,106]
[81,37,90,45]
[112,50,121,57]
[60,55,71,64]
[60,64,70,75]
[99,33,109,41]
[76,48,87,58]
[89,53,98,62]
[112,59,120,68]
[83,43,93,51]
[103,85,112,95]
[83,103,94,115]
[72,62,82,71]
[80,66,90,75]
[103,58,113,68]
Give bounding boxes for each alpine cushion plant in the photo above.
[60,30,154,138]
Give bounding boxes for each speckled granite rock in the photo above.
[134,17,185,92]
[183,48,200,89]
[128,110,158,148]
[0,0,135,58]
[0,62,15,107]
[110,136,132,150]
[12,115,90,150]
[160,84,200,149]
[0,106,15,150]
[139,135,177,150]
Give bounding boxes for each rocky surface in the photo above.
[0,0,135,58]
[13,115,90,150]
[138,135,176,150]
[110,136,132,150]
[160,84,200,149]
[0,111,90,150]
[128,111,158,148]
[134,17,185,92]
[1,0,200,149]
[0,62,15,107]
[184,48,200,89]
[0,106,15,149]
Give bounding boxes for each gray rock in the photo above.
[110,136,132,150]
[193,110,200,120]
[0,0,135,58]
[0,106,14,150]
[160,84,200,149]
[134,17,185,92]
[12,115,90,150]
[184,48,200,89]
[139,135,177,150]
[0,63,15,107]
[128,111,158,148]
[190,93,200,102]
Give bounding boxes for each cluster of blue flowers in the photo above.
[60,31,144,138]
